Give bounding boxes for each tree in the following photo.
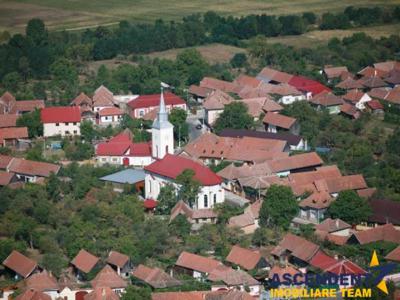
[121,286,151,300]
[16,109,43,138]
[2,72,21,92]
[169,108,188,144]
[26,19,47,46]
[213,102,254,134]
[80,121,97,142]
[156,183,177,215]
[259,185,298,229]
[176,169,200,208]
[169,214,191,238]
[230,53,247,68]
[328,190,371,224]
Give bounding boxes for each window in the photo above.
[204,195,208,208]
[73,130,77,134]
[65,122,69,125]
[56,123,59,126]
[73,122,77,125]
[166,145,169,154]
[213,194,217,205]
[65,131,70,135]
[139,110,144,117]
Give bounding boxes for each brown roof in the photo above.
[240,97,281,118]
[0,91,16,105]
[374,61,400,73]
[132,264,181,288]
[7,158,60,178]
[170,200,217,222]
[71,249,99,274]
[234,75,262,89]
[93,85,114,107]
[271,233,319,262]
[315,218,351,233]
[269,265,299,281]
[360,76,387,88]
[98,107,123,116]
[310,92,344,107]
[72,92,92,107]
[107,251,129,269]
[268,152,323,173]
[228,200,262,228]
[200,77,240,94]
[324,66,349,79]
[84,287,119,300]
[188,85,212,98]
[357,188,377,199]
[15,290,51,300]
[336,78,364,90]
[384,86,400,105]
[10,100,45,114]
[262,99,284,112]
[91,265,128,288]
[385,246,400,262]
[152,292,205,300]
[26,270,59,291]
[263,112,296,129]
[384,69,400,85]
[0,127,28,143]
[0,114,18,128]
[343,90,369,103]
[239,83,301,99]
[225,245,263,270]
[152,290,254,300]
[203,90,234,110]
[257,67,293,84]
[352,224,400,244]
[207,265,259,286]
[288,165,342,186]
[0,170,14,186]
[358,66,387,78]
[324,175,367,194]
[175,251,221,274]
[2,250,37,278]
[340,103,360,118]
[299,191,334,209]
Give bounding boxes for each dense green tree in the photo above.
[213,102,254,134]
[169,108,188,144]
[230,53,247,68]
[156,183,177,215]
[328,190,371,224]
[176,169,200,208]
[2,72,21,92]
[16,109,43,138]
[259,185,298,229]
[121,286,151,300]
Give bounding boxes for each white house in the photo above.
[343,90,372,110]
[98,107,124,126]
[203,90,233,125]
[41,106,81,137]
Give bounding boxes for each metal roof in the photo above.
[100,168,146,184]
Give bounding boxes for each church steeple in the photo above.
[152,87,174,159]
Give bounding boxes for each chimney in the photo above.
[335,219,339,229]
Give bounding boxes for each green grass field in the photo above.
[0,0,399,32]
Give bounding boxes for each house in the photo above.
[384,69,400,87]
[268,152,323,177]
[203,90,234,125]
[26,270,59,297]
[225,245,269,271]
[71,92,93,112]
[107,251,132,278]
[132,264,181,289]
[219,129,307,151]
[239,83,305,105]
[188,85,212,102]
[228,200,261,234]
[144,154,224,209]
[0,127,29,148]
[71,249,100,280]
[347,224,400,245]
[15,290,51,300]
[84,288,119,300]
[100,169,145,194]
[385,246,400,262]
[92,85,115,112]
[268,265,301,288]
[240,97,282,120]
[2,250,38,280]
[151,290,254,300]
[298,191,334,224]
[199,77,240,94]
[271,233,319,267]
[263,112,299,135]
[0,92,45,115]
[309,92,344,114]
[360,75,388,89]
[41,106,81,137]
[6,157,60,183]
[288,75,330,98]
[170,200,218,228]
[358,66,387,78]
[0,92,16,114]
[174,251,221,279]
[368,199,400,227]
[98,107,124,126]
[95,130,152,167]
[183,132,288,165]
[323,66,349,81]
[374,61,400,73]
[257,67,293,85]
[0,170,16,186]
[128,92,186,119]
[233,74,262,90]
[91,265,127,293]
[336,77,364,90]
[340,103,360,119]
[314,218,352,245]
[343,90,372,110]
[0,114,18,128]
[366,100,384,114]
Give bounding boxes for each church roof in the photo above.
[152,90,173,130]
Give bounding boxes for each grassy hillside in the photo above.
[0,0,398,32]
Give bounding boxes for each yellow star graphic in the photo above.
[370,250,388,294]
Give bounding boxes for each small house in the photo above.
[2,250,38,280]
[106,251,132,278]
[71,249,100,281]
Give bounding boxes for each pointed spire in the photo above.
[159,87,166,114]
[152,86,173,129]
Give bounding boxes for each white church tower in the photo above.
[152,88,174,159]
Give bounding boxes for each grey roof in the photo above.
[100,168,146,184]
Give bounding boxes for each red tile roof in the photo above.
[360,76,387,88]
[84,287,119,300]
[271,233,319,262]
[309,250,338,271]
[151,291,205,300]
[299,191,333,209]
[175,251,221,274]
[128,92,185,110]
[343,90,369,103]
[311,92,344,107]
[93,85,114,107]
[385,245,400,262]
[352,224,400,244]
[41,106,81,123]
[315,218,351,234]
[340,103,360,118]
[324,259,366,275]
[0,170,14,186]
[225,245,263,270]
[107,251,129,269]
[26,270,59,291]
[257,67,293,84]
[263,112,296,129]
[145,154,222,186]
[203,90,234,110]
[144,198,158,209]
[0,91,16,105]
[2,250,37,278]
[367,100,384,110]
[0,154,13,169]
[188,85,212,98]
[268,152,323,173]
[0,114,18,128]
[71,249,99,274]
[8,158,60,178]
[207,265,259,286]
[96,131,151,157]
[234,74,262,89]
[10,100,45,114]
[91,265,127,288]
[200,77,240,94]
[374,61,400,73]
[98,107,124,116]
[132,264,181,288]
[72,92,92,107]
[324,66,349,79]
[15,290,51,300]
[288,76,331,96]
[0,127,28,143]
[336,78,364,90]
[358,66,387,78]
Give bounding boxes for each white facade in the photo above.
[97,155,153,167]
[43,122,80,137]
[144,173,224,210]
[99,114,123,126]
[94,105,113,113]
[205,109,223,125]
[354,93,372,110]
[133,103,187,118]
[278,94,307,105]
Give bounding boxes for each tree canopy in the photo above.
[213,102,254,134]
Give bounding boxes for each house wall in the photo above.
[211,284,261,297]
[279,94,306,105]
[99,114,123,125]
[144,173,224,209]
[151,125,174,159]
[205,109,223,125]
[327,105,341,115]
[43,122,80,137]
[96,155,153,167]
[94,106,113,113]
[132,104,187,118]
[355,94,372,110]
